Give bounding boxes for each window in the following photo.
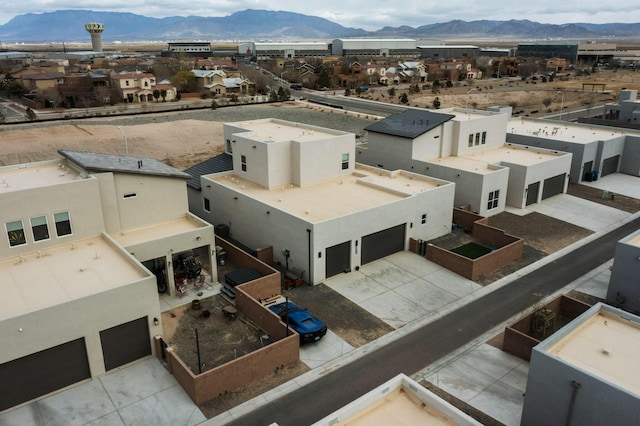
[54,211,72,237]
[6,220,26,247]
[125,80,129,86]
[30,216,50,242]
[123,193,137,199]
[475,133,480,146]
[204,197,210,212]
[241,155,247,172]
[487,190,500,210]
[341,153,349,170]
[481,131,487,144]
[421,213,428,225]
[468,134,474,147]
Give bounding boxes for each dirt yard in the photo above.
[161,294,267,374]
[0,118,225,170]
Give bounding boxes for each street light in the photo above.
[558,91,565,121]
[465,87,480,110]
[116,125,129,156]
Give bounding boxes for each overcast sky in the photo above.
[1,1,639,30]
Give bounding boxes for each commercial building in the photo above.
[331,38,421,58]
[166,41,212,56]
[517,42,579,63]
[418,44,480,59]
[357,108,571,216]
[506,117,640,183]
[238,42,330,60]
[521,303,640,426]
[606,229,640,314]
[192,118,455,284]
[0,151,216,411]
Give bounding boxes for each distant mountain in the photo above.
[0,9,367,42]
[0,10,639,43]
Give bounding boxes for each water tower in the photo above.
[85,22,104,52]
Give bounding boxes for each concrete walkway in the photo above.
[581,173,640,199]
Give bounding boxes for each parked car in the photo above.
[269,302,327,343]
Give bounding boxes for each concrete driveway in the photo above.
[325,252,482,329]
[581,172,640,199]
[0,357,205,426]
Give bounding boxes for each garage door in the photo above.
[542,174,566,200]
[326,241,351,279]
[361,224,406,265]
[526,182,540,206]
[601,155,619,177]
[100,317,151,371]
[0,338,90,411]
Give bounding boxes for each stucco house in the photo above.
[506,117,640,182]
[521,303,640,426]
[111,71,176,103]
[189,118,455,284]
[357,108,572,216]
[606,229,640,314]
[0,151,216,411]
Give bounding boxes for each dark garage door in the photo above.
[326,241,351,279]
[361,224,406,265]
[0,338,90,411]
[100,317,151,371]
[526,181,540,206]
[601,155,619,177]
[542,174,566,200]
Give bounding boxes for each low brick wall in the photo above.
[503,295,591,361]
[419,208,523,281]
[166,333,298,404]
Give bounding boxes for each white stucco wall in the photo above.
[98,173,189,233]
[0,274,159,377]
[1,177,105,259]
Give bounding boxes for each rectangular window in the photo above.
[341,153,349,170]
[30,216,50,242]
[6,220,26,247]
[487,190,500,210]
[241,155,247,172]
[421,213,427,225]
[54,211,72,237]
[123,193,137,199]
[204,197,210,212]
[475,133,480,146]
[481,131,487,144]
[468,134,473,147]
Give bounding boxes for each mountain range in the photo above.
[1,9,639,43]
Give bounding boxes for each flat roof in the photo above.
[209,165,446,223]
[0,236,148,321]
[545,304,640,397]
[0,161,83,194]
[426,144,565,173]
[112,215,208,247]
[507,118,630,145]
[230,119,347,143]
[622,229,640,248]
[312,374,481,426]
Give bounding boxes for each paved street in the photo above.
[219,214,640,426]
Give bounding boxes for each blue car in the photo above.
[269,302,327,343]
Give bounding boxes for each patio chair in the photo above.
[175,279,188,297]
[194,274,205,289]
